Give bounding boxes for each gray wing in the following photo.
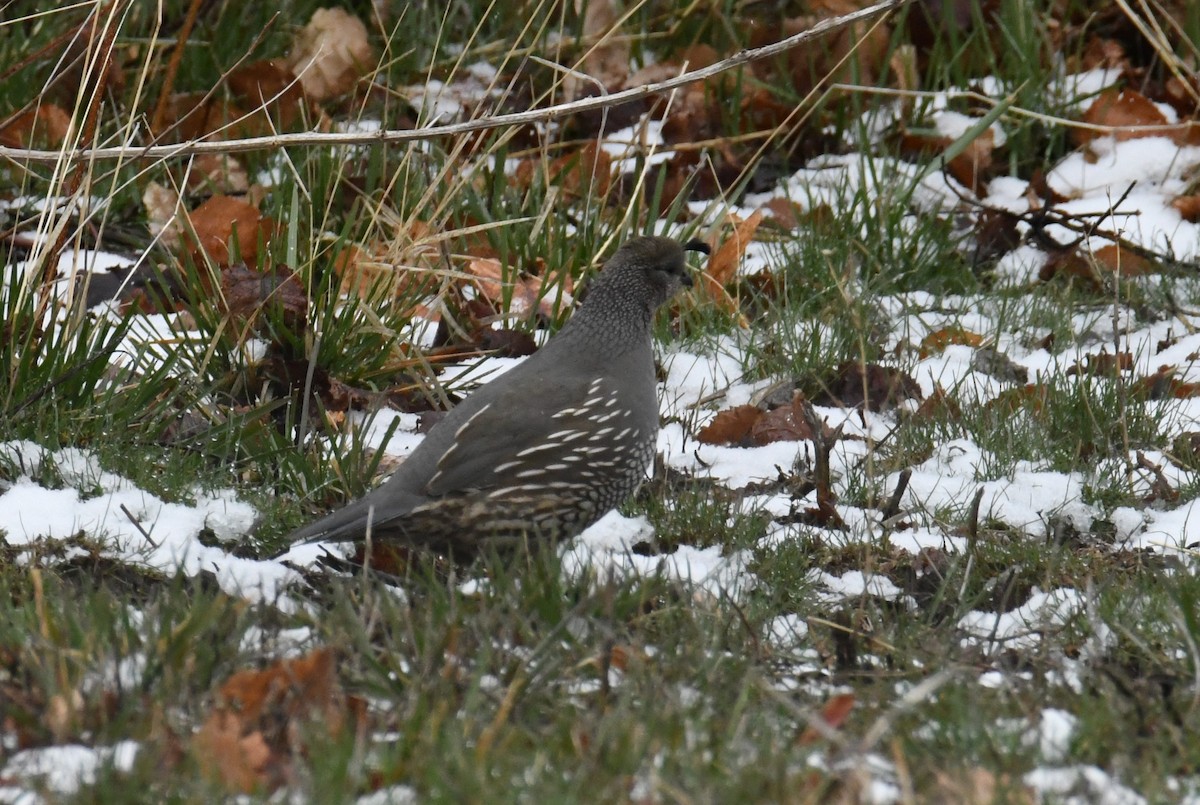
[420,371,611,496]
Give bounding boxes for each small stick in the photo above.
[120,503,159,548]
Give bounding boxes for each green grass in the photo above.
[3,0,1200,801]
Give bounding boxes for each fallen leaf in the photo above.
[193,712,272,794]
[463,256,574,319]
[289,7,375,101]
[143,181,183,249]
[930,767,1034,804]
[796,692,855,745]
[1173,195,1200,222]
[780,1,891,96]
[752,393,816,445]
[221,263,308,338]
[193,648,365,794]
[152,93,244,141]
[811,362,923,412]
[574,0,629,95]
[695,210,765,315]
[697,404,762,446]
[514,141,613,196]
[0,105,71,149]
[227,59,305,132]
[185,154,250,195]
[899,128,993,193]
[919,327,984,357]
[183,195,274,266]
[1076,88,1176,144]
[1040,243,1154,287]
[1067,351,1132,377]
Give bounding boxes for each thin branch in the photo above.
[0,0,911,164]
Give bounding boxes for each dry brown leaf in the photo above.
[930,767,1034,804]
[143,182,183,249]
[227,59,304,132]
[464,257,574,319]
[751,394,816,445]
[987,383,1050,416]
[919,327,984,358]
[916,386,962,419]
[514,141,613,196]
[1173,194,1200,222]
[465,256,505,303]
[1041,243,1154,287]
[0,105,71,149]
[796,693,855,746]
[697,404,762,446]
[761,197,803,230]
[289,8,375,101]
[185,154,250,195]
[1164,75,1200,118]
[811,362,923,412]
[1077,88,1176,144]
[221,263,308,337]
[193,648,364,794]
[152,93,244,141]
[780,2,891,96]
[193,712,272,794]
[1078,38,1129,73]
[573,0,629,96]
[899,128,993,193]
[184,195,274,266]
[1068,350,1133,377]
[1091,243,1153,275]
[707,210,764,286]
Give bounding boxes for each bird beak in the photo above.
[680,272,694,288]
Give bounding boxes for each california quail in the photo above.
[286,235,710,558]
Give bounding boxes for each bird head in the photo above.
[606,235,710,310]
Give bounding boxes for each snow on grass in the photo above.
[4,65,1200,802]
[1,741,139,798]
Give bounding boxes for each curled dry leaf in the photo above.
[514,141,613,197]
[695,210,764,318]
[705,209,765,287]
[152,92,245,141]
[193,648,365,794]
[143,181,183,249]
[779,0,891,96]
[1173,194,1200,222]
[227,59,305,132]
[1067,350,1133,377]
[810,362,923,412]
[796,692,855,746]
[464,256,574,319]
[289,7,375,102]
[185,154,250,195]
[1076,88,1179,145]
[697,404,762,446]
[1039,243,1154,288]
[751,393,817,445]
[0,105,71,149]
[569,0,629,98]
[919,327,984,358]
[898,128,994,194]
[221,263,308,338]
[183,195,274,267]
[932,767,1035,805]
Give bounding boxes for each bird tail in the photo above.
[282,491,424,546]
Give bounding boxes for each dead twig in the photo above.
[0,0,911,164]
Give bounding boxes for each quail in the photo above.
[285,235,710,558]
